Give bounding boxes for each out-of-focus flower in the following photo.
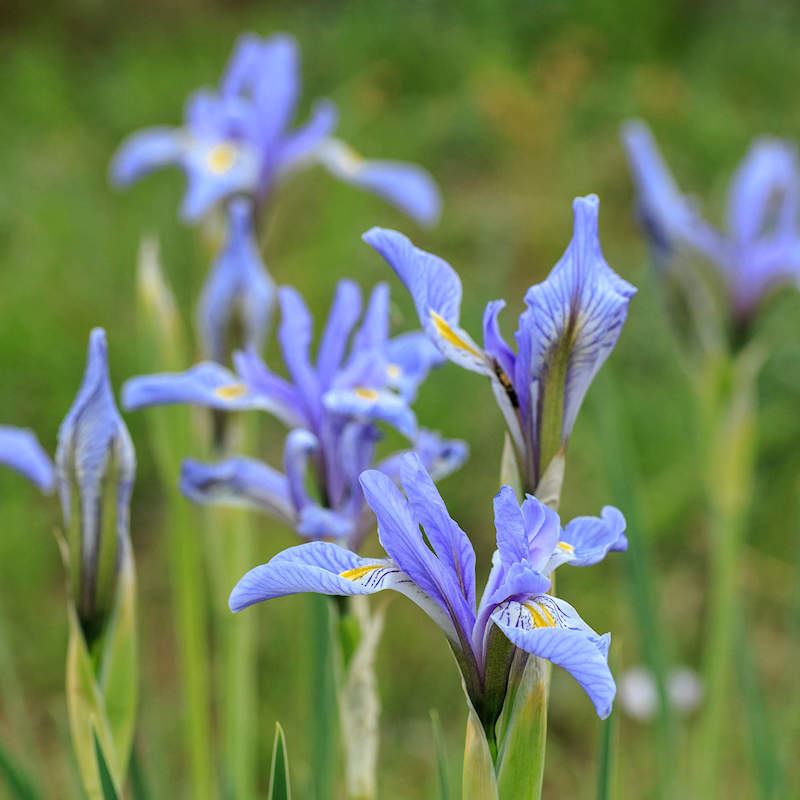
[56,329,136,637]
[123,281,464,548]
[230,454,627,720]
[364,195,636,493]
[0,426,54,492]
[622,120,800,322]
[197,198,276,364]
[618,665,704,722]
[110,33,441,226]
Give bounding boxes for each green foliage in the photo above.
[268,723,291,800]
[0,740,40,800]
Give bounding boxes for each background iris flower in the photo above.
[230,453,627,731]
[123,280,465,548]
[0,425,54,492]
[364,194,636,493]
[622,120,800,324]
[110,32,441,226]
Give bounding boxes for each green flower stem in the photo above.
[694,348,761,797]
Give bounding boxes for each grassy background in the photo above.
[2,0,800,796]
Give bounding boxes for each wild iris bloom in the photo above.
[622,120,800,322]
[57,329,136,636]
[364,195,636,493]
[197,197,275,364]
[110,33,440,225]
[230,453,626,722]
[123,281,465,548]
[0,425,54,492]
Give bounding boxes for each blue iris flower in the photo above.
[56,329,136,634]
[622,120,800,321]
[197,197,276,363]
[110,33,441,226]
[0,425,54,492]
[363,194,636,493]
[123,281,466,547]
[230,453,627,720]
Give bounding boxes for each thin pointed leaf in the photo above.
[461,696,498,800]
[430,709,450,800]
[0,739,40,800]
[94,731,121,800]
[495,653,549,800]
[97,546,138,779]
[66,603,123,800]
[268,723,291,800]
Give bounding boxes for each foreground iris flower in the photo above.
[364,195,636,493]
[197,197,276,364]
[230,453,626,724]
[123,281,465,547]
[0,425,54,492]
[111,33,440,225]
[622,120,800,322]
[57,329,136,636]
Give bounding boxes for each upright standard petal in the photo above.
[56,329,136,632]
[316,279,363,389]
[196,198,276,364]
[0,426,54,492]
[317,139,442,226]
[363,227,489,374]
[521,196,636,445]
[492,486,529,569]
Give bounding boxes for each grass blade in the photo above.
[430,709,450,800]
[268,723,291,800]
[94,731,121,800]
[0,739,40,800]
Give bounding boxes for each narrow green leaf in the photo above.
[430,709,450,800]
[94,731,121,800]
[129,747,152,800]
[97,542,138,780]
[65,602,123,800]
[495,653,549,800]
[268,723,291,800]
[461,700,498,800]
[0,739,40,800]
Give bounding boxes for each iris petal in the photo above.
[0,426,54,492]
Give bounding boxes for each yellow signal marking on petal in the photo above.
[354,387,379,401]
[332,142,365,176]
[429,310,483,359]
[386,364,402,380]
[214,383,248,400]
[340,565,381,581]
[524,602,556,628]
[206,142,239,174]
[557,541,575,553]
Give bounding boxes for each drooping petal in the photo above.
[296,504,354,540]
[196,198,276,364]
[0,426,55,492]
[323,386,417,439]
[726,138,800,246]
[558,506,628,567]
[277,286,323,427]
[521,195,637,442]
[399,453,477,611]
[122,362,288,417]
[362,227,490,374]
[317,139,441,226]
[109,127,184,187]
[180,456,293,524]
[230,541,457,638]
[491,596,615,718]
[316,279,363,389]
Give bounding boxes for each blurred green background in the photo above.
[2,0,800,797]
